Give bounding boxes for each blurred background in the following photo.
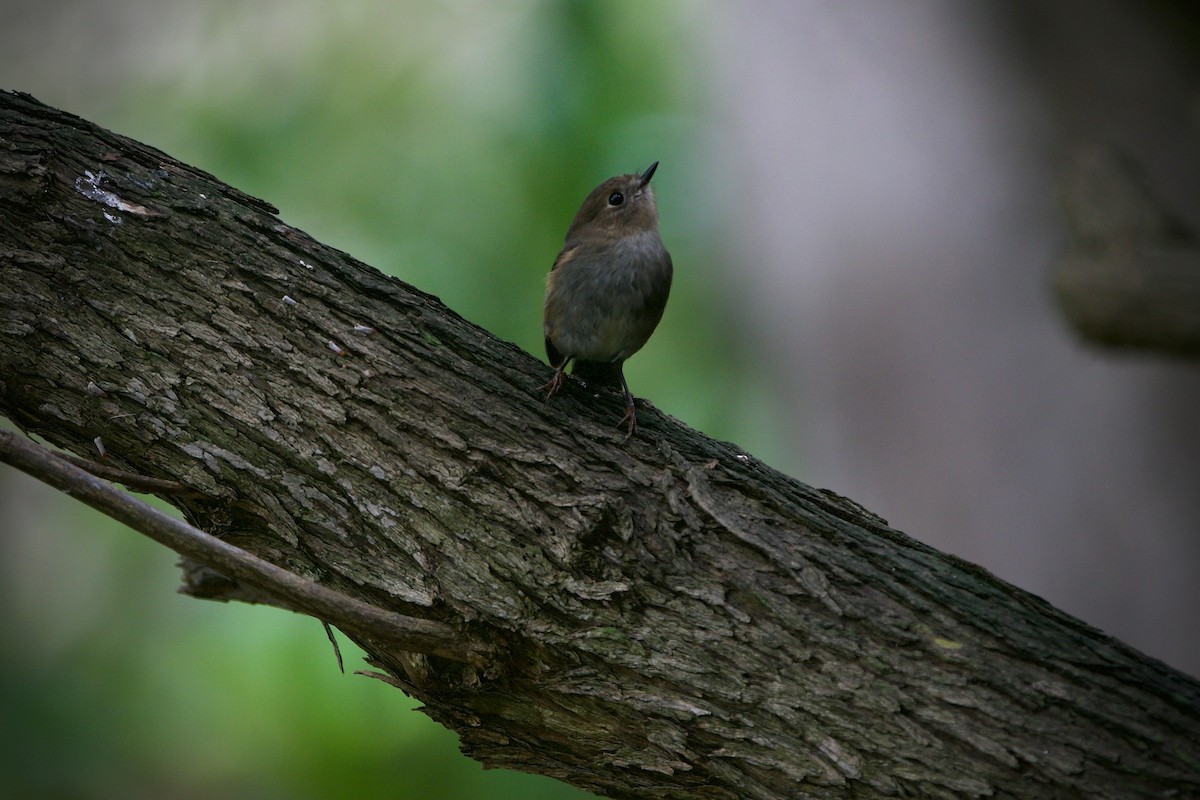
[2,1,1199,798]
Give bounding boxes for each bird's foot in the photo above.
[617,403,637,441]
[540,368,567,405]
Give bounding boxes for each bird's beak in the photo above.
[639,161,659,187]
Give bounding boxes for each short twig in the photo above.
[0,429,489,666]
[57,452,209,498]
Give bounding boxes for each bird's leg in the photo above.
[616,365,637,440]
[540,355,573,405]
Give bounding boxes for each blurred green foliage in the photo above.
[0,1,774,798]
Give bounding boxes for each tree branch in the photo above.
[2,90,1199,800]
[1053,143,1200,357]
[0,428,487,665]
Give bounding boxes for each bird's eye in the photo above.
[608,191,624,207]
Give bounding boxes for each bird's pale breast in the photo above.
[544,231,672,363]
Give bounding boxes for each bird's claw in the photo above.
[540,369,567,405]
[618,404,637,441]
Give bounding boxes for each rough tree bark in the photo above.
[1,91,1198,800]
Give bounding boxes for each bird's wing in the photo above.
[550,245,578,273]
[545,336,565,370]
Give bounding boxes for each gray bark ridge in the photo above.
[2,91,1198,800]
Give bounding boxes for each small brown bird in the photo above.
[541,161,673,438]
